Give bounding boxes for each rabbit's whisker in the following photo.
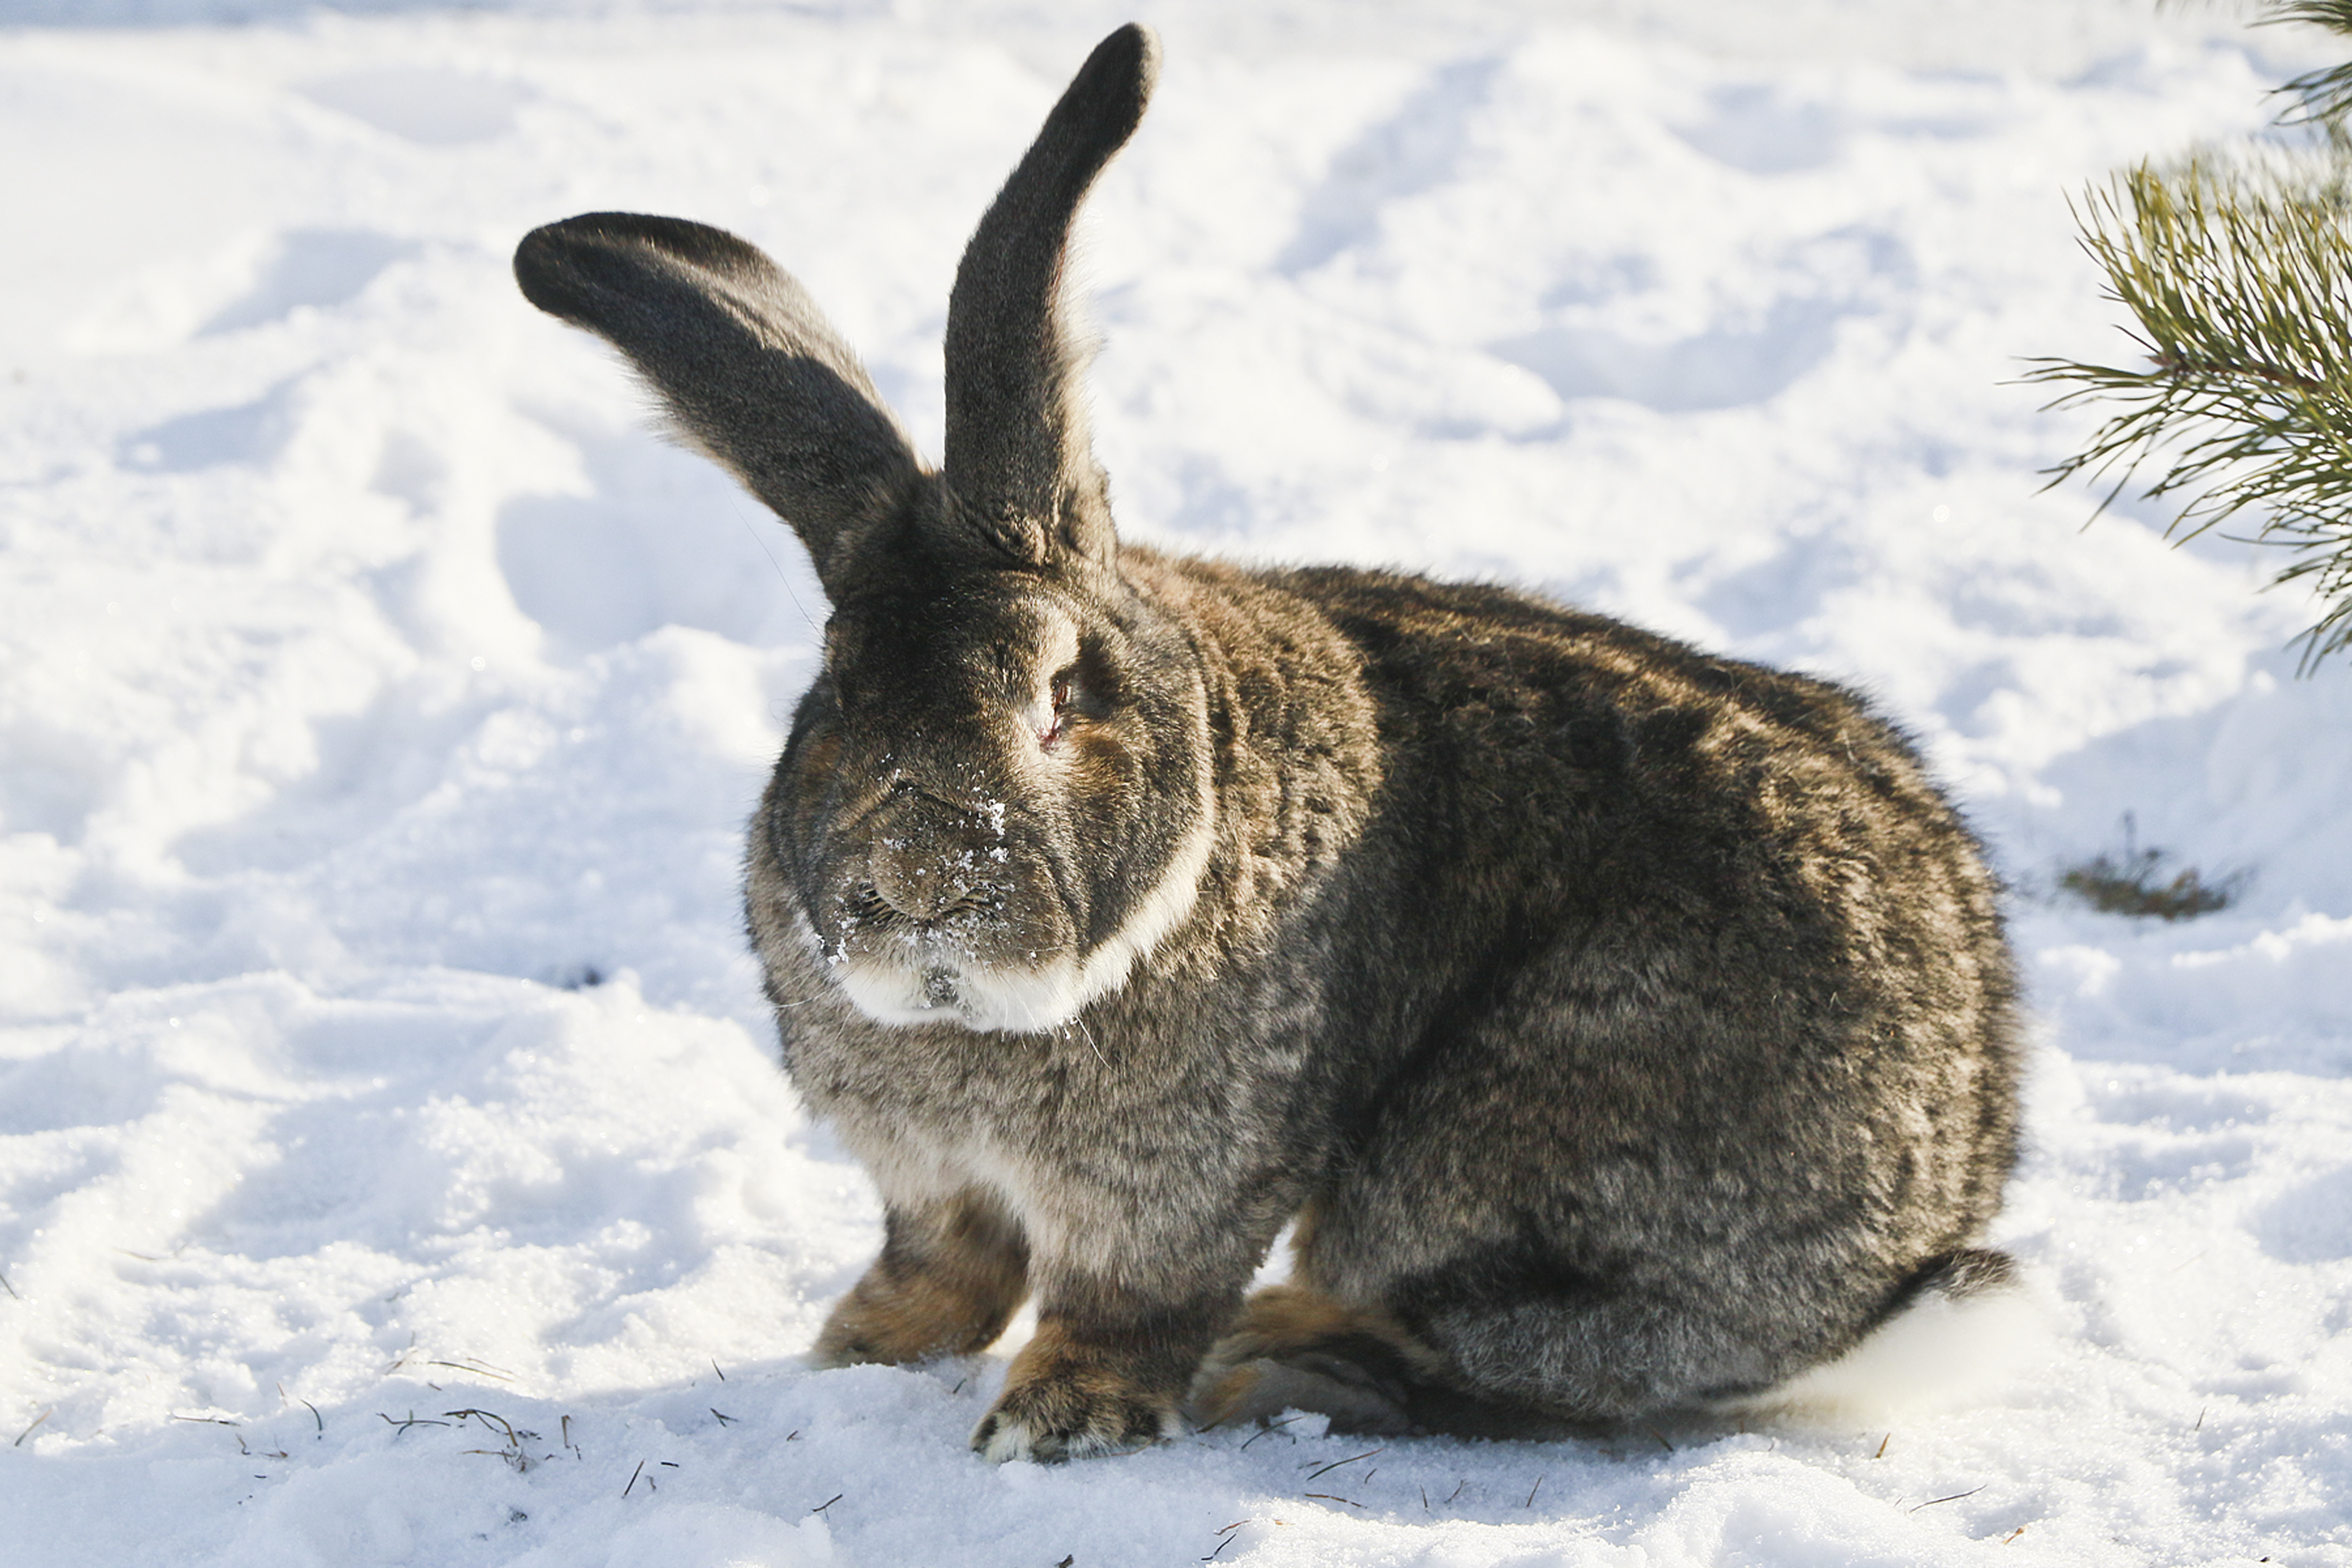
[1067,1014,1109,1069]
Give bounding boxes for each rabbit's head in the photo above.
[515,26,1215,1032]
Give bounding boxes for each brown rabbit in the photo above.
[513,23,2022,1461]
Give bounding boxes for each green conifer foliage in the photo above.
[2026,1,2352,667]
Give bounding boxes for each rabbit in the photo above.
[512,22,2024,1462]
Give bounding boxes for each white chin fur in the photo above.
[1715,1269,2053,1425]
[833,804,1216,1035]
[837,952,1093,1035]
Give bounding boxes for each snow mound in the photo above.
[2,3,2347,1565]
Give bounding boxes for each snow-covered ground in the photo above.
[3,1,2348,1563]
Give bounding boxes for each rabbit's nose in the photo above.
[868,839,965,923]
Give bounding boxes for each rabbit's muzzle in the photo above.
[816,797,1090,1035]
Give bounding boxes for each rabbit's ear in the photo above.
[944,24,1158,570]
[514,212,921,588]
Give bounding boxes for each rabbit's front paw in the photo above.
[811,1196,1028,1368]
[813,1279,991,1368]
[970,1322,1177,1462]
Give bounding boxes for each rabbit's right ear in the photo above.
[514,212,921,588]
[943,24,1158,572]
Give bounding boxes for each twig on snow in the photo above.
[380,1411,451,1436]
[1302,1447,1382,1480]
[1240,1414,1305,1450]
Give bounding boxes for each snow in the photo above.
[2,1,2347,1563]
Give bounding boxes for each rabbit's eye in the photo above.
[1038,671,1076,747]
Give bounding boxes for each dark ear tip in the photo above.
[1100,21,1161,74]
[514,213,648,320]
[514,212,770,319]
[1078,22,1162,121]
[512,221,575,314]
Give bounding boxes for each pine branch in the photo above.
[2023,152,2352,667]
[2264,2,2352,125]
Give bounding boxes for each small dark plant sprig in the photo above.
[2024,0,2352,669]
[2058,847,2239,919]
[2056,816,2244,920]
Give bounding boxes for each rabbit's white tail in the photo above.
[1720,1250,2049,1424]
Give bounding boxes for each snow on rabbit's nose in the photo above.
[867,843,957,922]
[864,807,1003,924]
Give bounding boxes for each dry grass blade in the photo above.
[1240,1413,1306,1450]
[1202,1523,1253,1563]
[1302,1447,1382,1480]
[380,1410,452,1435]
[423,1357,516,1383]
[444,1408,542,1471]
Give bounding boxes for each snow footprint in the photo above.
[1276,54,1505,275]
[299,66,530,147]
[202,229,415,335]
[1492,226,1906,412]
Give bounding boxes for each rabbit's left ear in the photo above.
[944,23,1159,571]
[514,212,922,591]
